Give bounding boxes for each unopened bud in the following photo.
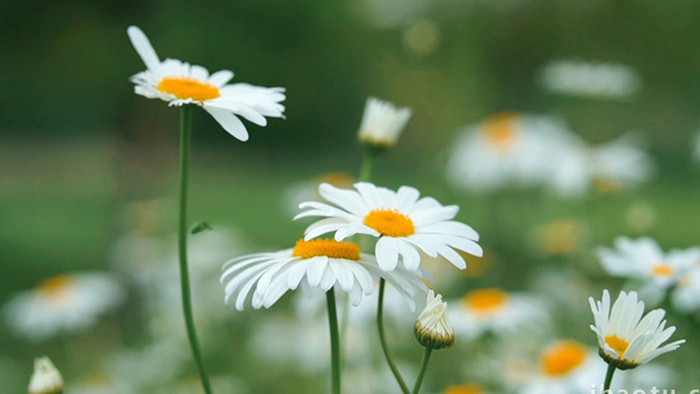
[414,290,455,350]
[28,356,63,394]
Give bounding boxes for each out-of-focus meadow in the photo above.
[2,0,700,393]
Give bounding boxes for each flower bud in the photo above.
[28,356,63,394]
[357,97,411,151]
[414,290,455,349]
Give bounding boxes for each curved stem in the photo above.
[411,347,433,394]
[377,279,410,394]
[178,106,213,394]
[326,290,342,394]
[603,363,616,392]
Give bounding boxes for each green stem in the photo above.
[377,279,410,394]
[603,363,616,392]
[326,290,342,394]
[359,150,376,182]
[178,106,213,394]
[411,347,433,394]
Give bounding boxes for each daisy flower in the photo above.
[519,340,601,394]
[448,288,548,341]
[357,97,412,149]
[671,265,700,313]
[221,238,427,310]
[445,113,572,193]
[127,26,285,141]
[589,290,685,369]
[596,237,700,290]
[2,272,124,342]
[538,59,641,99]
[295,182,482,271]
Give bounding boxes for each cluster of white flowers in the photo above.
[445,113,654,197]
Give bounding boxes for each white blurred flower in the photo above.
[358,97,412,149]
[414,290,455,349]
[3,272,124,342]
[589,290,684,369]
[671,265,700,312]
[222,239,427,310]
[127,26,285,141]
[448,288,548,341]
[693,131,700,164]
[28,357,63,394]
[446,113,572,193]
[519,340,601,394]
[296,182,482,271]
[596,237,700,291]
[546,132,654,197]
[539,59,641,99]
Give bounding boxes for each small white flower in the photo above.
[357,97,412,148]
[2,272,124,342]
[127,26,285,141]
[538,59,641,99]
[28,357,63,394]
[596,237,700,290]
[295,182,482,271]
[448,288,548,341]
[221,239,427,310]
[671,266,700,313]
[446,113,572,193]
[414,290,455,349]
[519,340,601,394]
[589,290,685,369]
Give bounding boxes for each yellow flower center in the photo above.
[462,288,508,313]
[482,112,518,153]
[538,220,581,256]
[651,264,674,277]
[364,209,415,237]
[292,239,360,260]
[157,76,221,101]
[37,275,74,297]
[605,335,630,358]
[442,384,485,394]
[594,178,620,194]
[541,340,588,377]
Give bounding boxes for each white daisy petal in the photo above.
[127,26,161,71]
[204,107,249,141]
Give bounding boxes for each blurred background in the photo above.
[2,0,700,393]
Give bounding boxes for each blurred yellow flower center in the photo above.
[316,172,354,189]
[605,335,630,358]
[541,341,588,377]
[293,239,360,260]
[462,288,508,313]
[37,275,74,296]
[442,384,485,394]
[538,220,581,256]
[594,178,620,194]
[483,112,518,152]
[651,264,674,277]
[364,209,415,237]
[157,77,221,101]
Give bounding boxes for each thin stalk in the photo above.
[359,149,376,182]
[603,363,616,392]
[326,290,342,394]
[178,106,213,394]
[377,279,410,394]
[411,347,433,394]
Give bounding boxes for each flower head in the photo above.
[221,239,427,310]
[357,97,412,150]
[127,26,285,141]
[28,357,63,394]
[414,290,455,349]
[448,288,549,341]
[2,272,124,342]
[295,182,482,271]
[596,237,700,290]
[589,290,685,369]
